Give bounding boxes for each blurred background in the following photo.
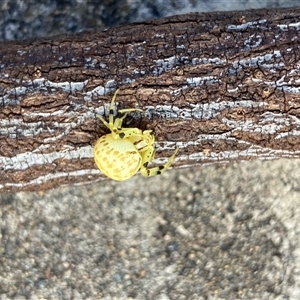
[1,1,300,299]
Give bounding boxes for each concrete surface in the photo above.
[1,160,300,299]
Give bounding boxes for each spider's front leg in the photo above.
[140,147,179,177]
[110,89,143,131]
[97,89,143,131]
[114,107,143,131]
[108,88,119,126]
[96,89,120,130]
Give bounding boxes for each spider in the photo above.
[93,89,178,181]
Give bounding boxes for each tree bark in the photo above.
[1,7,300,192]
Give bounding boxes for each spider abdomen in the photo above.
[94,134,142,181]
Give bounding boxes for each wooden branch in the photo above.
[1,7,300,192]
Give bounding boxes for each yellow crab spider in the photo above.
[93,89,179,181]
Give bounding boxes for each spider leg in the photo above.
[114,108,143,130]
[108,88,120,126]
[96,115,110,129]
[96,89,120,130]
[140,147,179,177]
[107,89,143,130]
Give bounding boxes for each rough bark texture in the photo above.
[1,7,300,192]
